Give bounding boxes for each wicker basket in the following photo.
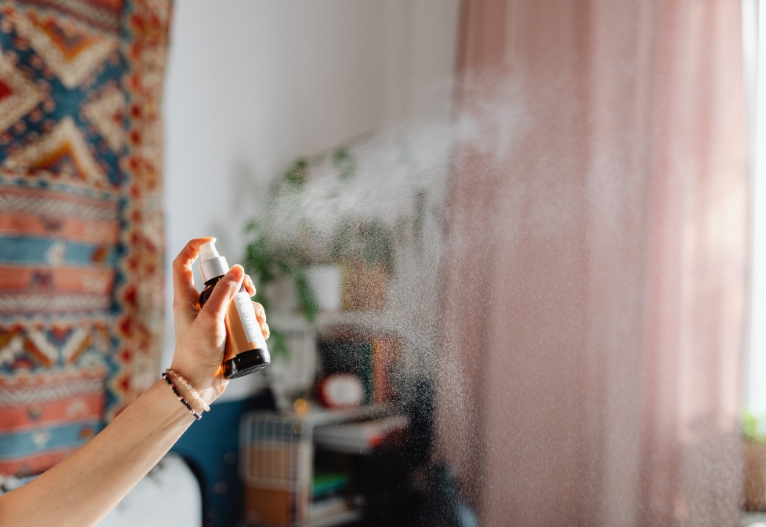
[241,414,312,525]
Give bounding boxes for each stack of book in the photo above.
[313,415,410,455]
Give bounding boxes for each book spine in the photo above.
[372,336,386,404]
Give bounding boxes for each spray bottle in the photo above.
[198,241,270,378]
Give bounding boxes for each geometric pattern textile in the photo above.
[0,0,170,477]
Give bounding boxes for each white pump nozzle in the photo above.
[199,241,219,263]
[198,240,229,283]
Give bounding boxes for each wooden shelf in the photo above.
[306,403,393,427]
[268,310,402,334]
[316,310,399,333]
[245,509,361,527]
[303,508,362,527]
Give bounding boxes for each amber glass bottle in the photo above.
[198,242,270,379]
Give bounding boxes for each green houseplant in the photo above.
[242,133,440,352]
[242,219,319,359]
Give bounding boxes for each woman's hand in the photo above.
[168,238,269,407]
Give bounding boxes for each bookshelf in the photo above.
[241,294,408,527]
[240,405,396,527]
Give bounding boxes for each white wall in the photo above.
[161,0,460,401]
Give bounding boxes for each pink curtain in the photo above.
[438,1,747,526]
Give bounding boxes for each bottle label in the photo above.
[234,292,267,349]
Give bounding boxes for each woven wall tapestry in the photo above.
[0,0,170,477]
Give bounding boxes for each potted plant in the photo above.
[242,219,319,359]
[743,411,766,511]
[243,132,441,328]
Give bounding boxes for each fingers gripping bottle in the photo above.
[198,241,270,379]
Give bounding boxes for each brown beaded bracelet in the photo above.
[162,372,202,420]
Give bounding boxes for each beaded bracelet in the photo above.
[162,372,202,420]
[166,368,211,412]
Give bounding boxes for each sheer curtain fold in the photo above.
[437,1,747,525]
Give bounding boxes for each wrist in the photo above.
[167,361,225,408]
[166,369,211,413]
[160,373,203,420]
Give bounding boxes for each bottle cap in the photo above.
[199,241,229,283]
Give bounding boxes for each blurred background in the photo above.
[162,2,460,525]
[1,1,766,526]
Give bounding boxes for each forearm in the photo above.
[0,380,195,527]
